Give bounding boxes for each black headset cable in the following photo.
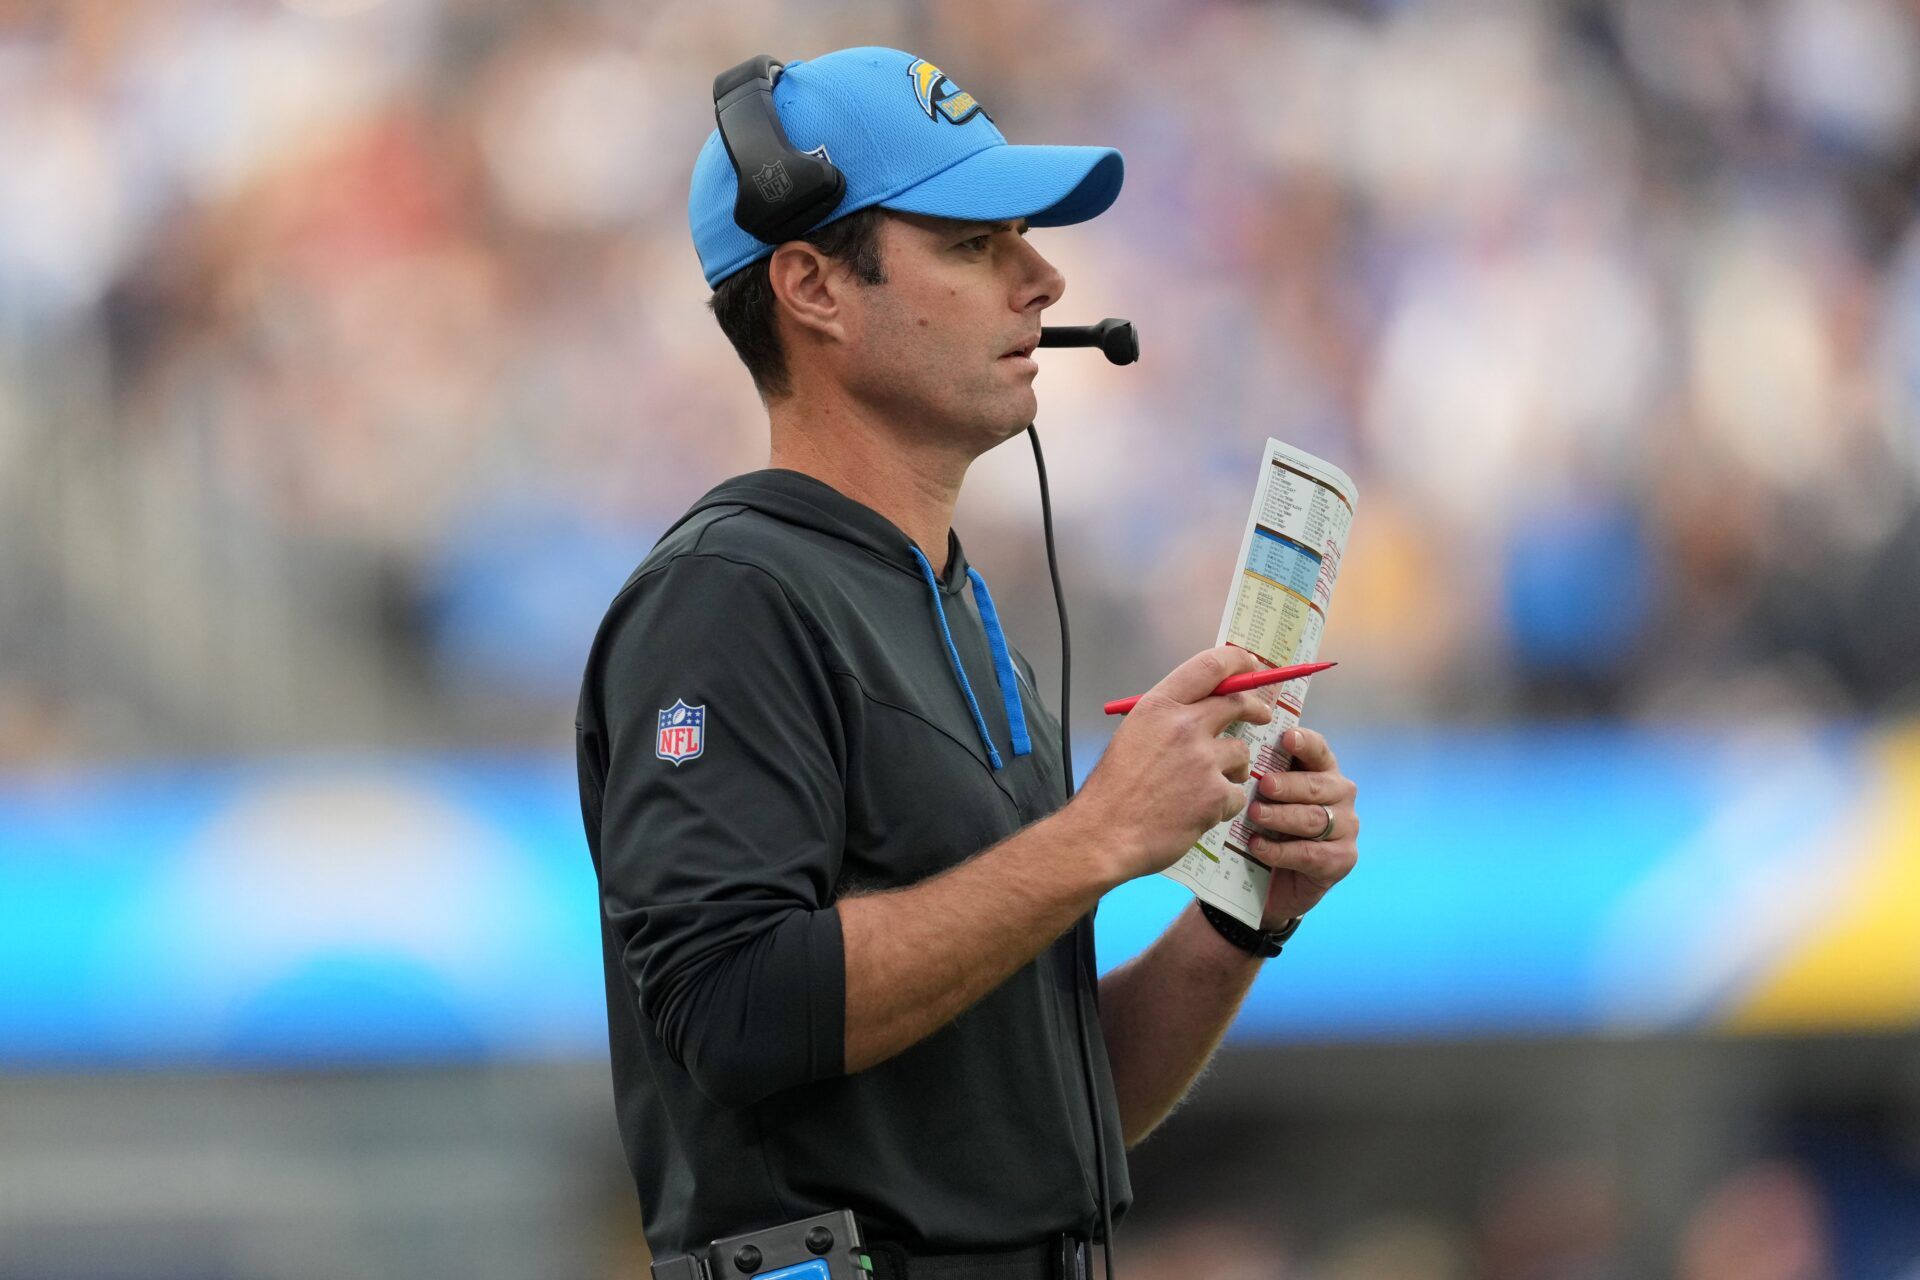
[1027,423,1115,1280]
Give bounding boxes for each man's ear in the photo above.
[767,241,846,344]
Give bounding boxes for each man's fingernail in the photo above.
[1284,730,1300,751]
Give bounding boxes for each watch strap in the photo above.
[1198,901,1301,958]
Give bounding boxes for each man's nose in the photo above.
[1014,240,1066,310]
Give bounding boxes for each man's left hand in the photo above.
[1241,726,1359,929]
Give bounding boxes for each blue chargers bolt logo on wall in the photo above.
[656,700,706,765]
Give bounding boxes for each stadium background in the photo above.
[5,0,1920,1276]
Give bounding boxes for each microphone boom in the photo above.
[1038,318,1139,365]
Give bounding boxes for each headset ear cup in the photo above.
[712,55,847,243]
[710,53,779,105]
[752,154,843,243]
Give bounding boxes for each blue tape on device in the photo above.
[758,1263,833,1280]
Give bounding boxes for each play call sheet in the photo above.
[1162,439,1357,928]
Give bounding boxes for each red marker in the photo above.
[1103,660,1337,716]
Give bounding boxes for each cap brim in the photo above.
[878,144,1123,228]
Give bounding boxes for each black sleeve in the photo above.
[593,552,848,1107]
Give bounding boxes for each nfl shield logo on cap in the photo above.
[656,699,706,765]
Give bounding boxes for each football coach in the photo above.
[575,46,1361,1279]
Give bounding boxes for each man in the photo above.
[574,46,1360,1277]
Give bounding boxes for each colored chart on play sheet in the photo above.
[1163,440,1357,927]
[1230,528,1320,669]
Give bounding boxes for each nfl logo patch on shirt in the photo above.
[656,699,706,765]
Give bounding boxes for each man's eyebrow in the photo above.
[952,218,1031,235]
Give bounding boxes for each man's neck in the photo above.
[766,386,969,577]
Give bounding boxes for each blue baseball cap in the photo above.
[689,47,1124,289]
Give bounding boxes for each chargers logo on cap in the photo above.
[908,58,989,126]
[656,700,706,765]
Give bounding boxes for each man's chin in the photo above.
[983,406,1037,448]
[936,387,1039,455]
[995,386,1040,435]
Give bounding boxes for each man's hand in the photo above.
[1068,644,1275,887]
[1241,726,1359,928]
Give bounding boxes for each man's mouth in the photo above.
[1000,336,1039,360]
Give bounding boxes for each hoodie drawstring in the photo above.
[909,547,1031,770]
[966,566,1033,759]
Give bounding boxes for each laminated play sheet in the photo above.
[1162,439,1357,928]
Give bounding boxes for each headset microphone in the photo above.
[1027,314,1136,1280]
[1038,319,1139,366]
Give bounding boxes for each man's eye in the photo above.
[960,235,991,252]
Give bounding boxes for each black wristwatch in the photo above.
[1199,901,1302,958]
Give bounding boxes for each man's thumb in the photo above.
[1149,644,1258,706]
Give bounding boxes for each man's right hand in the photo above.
[837,643,1273,1075]
[1067,644,1276,886]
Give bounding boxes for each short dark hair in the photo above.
[706,204,890,402]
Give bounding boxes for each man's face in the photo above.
[829,211,1067,456]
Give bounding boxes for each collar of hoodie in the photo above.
[663,467,1031,769]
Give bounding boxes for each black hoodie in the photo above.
[574,467,1132,1257]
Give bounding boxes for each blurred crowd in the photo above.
[1119,1154,1867,1280]
[5,0,1920,764]
[599,1138,1920,1280]
[10,1056,1917,1280]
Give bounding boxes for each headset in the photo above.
[712,54,1138,1280]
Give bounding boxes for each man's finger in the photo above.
[1146,644,1261,707]
[1247,800,1356,841]
[1259,767,1354,806]
[1198,688,1274,734]
[1218,780,1250,825]
[1243,832,1357,888]
[1214,736,1252,783]
[1280,726,1336,772]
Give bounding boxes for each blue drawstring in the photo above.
[966,566,1032,759]
[908,547,1031,770]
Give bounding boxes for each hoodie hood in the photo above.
[665,468,970,593]
[657,467,1029,769]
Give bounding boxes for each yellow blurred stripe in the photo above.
[1729,723,1920,1031]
